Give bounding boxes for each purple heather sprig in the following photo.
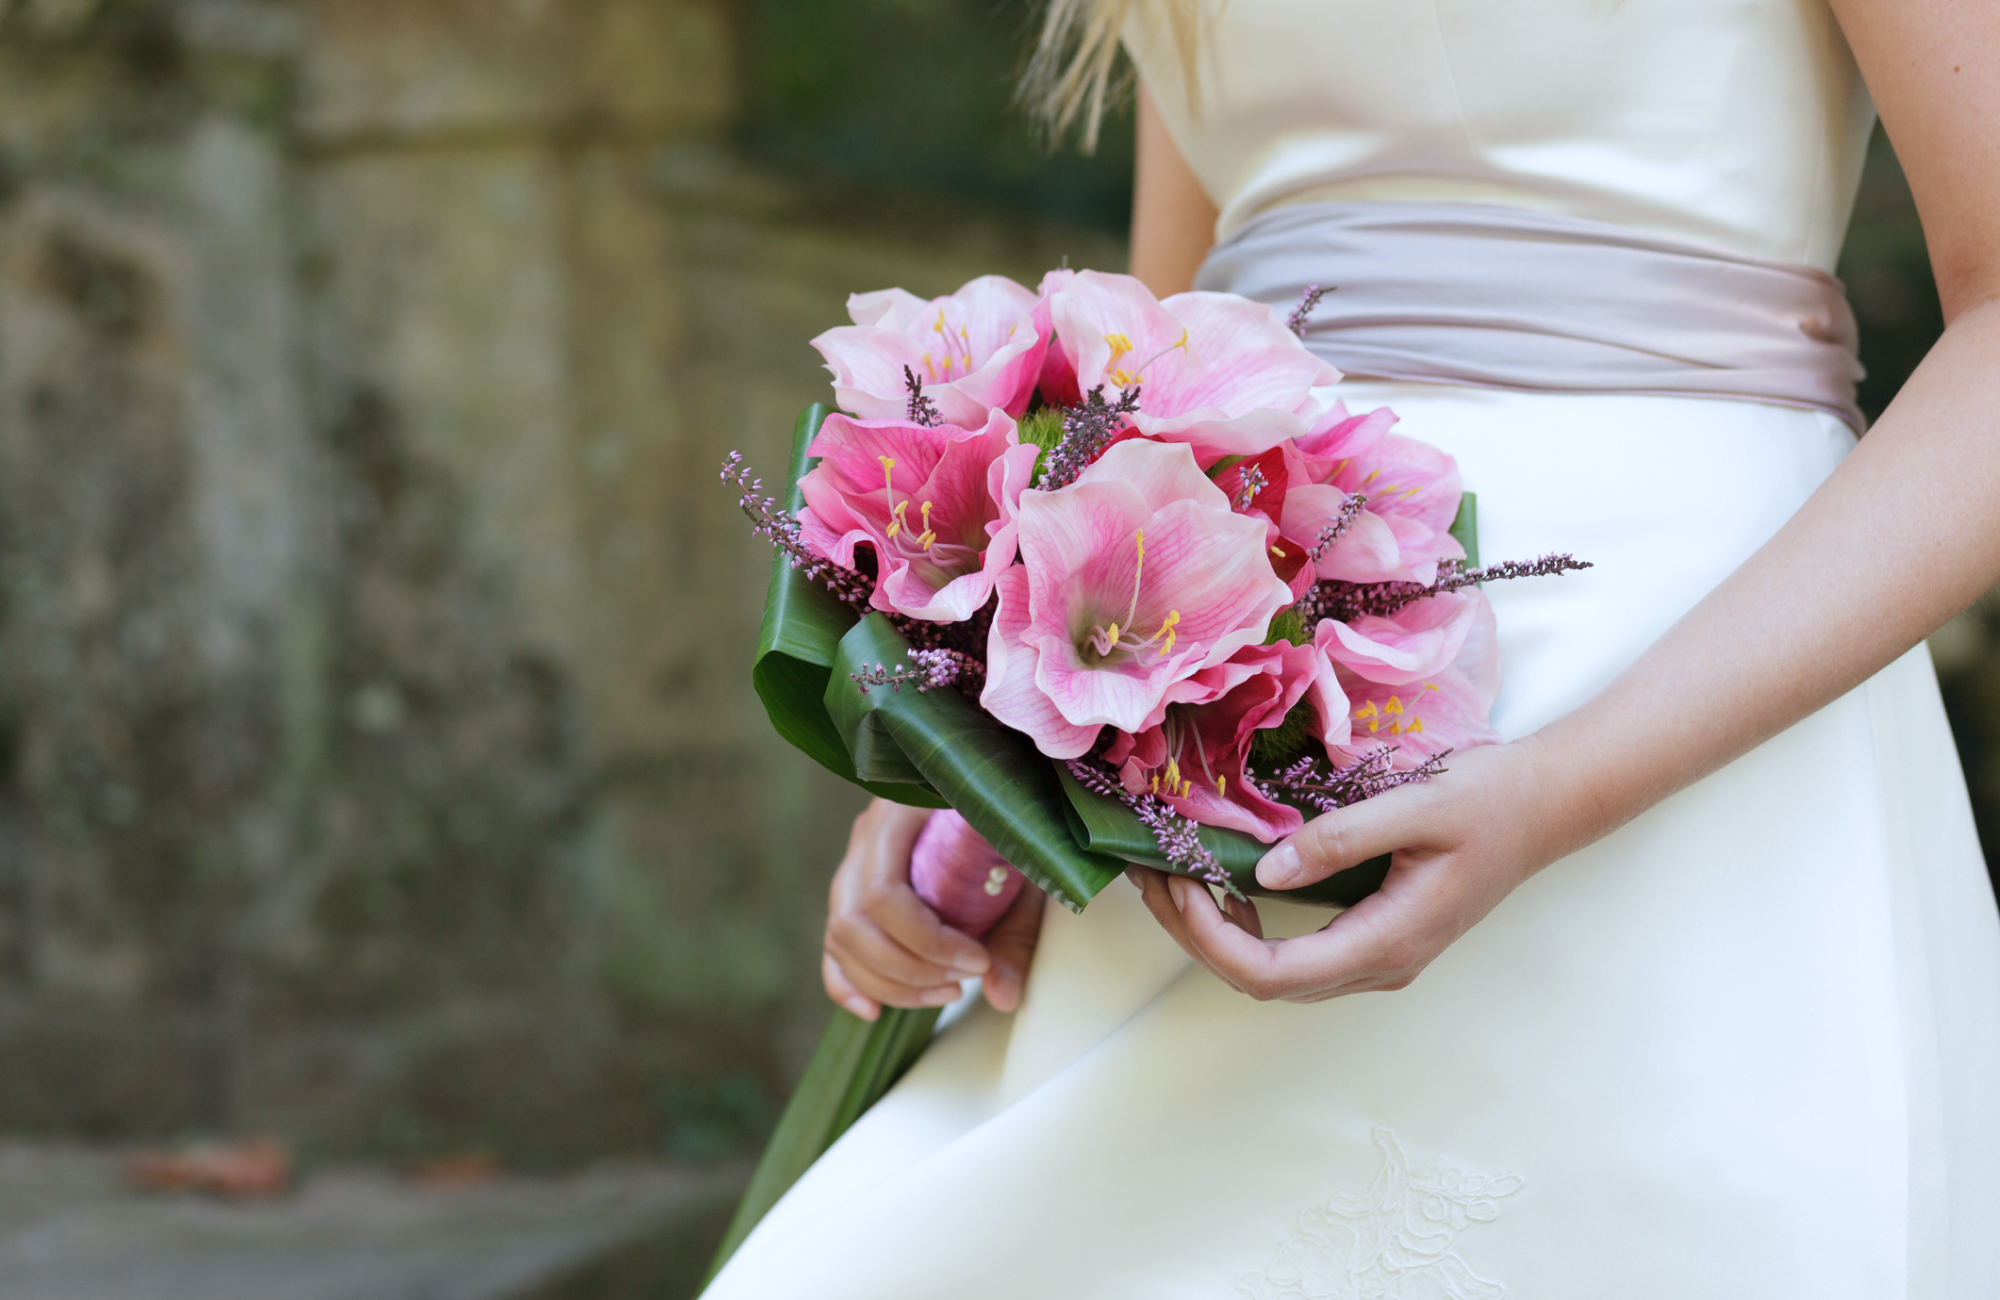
[1065,758,1243,901]
[902,365,943,428]
[849,647,985,697]
[1305,492,1368,562]
[1295,552,1592,623]
[1249,747,1448,816]
[1286,284,1329,337]
[720,451,873,611]
[1035,384,1144,491]
[1232,464,1268,512]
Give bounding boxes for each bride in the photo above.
[709,0,2000,1295]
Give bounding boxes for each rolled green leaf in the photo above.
[1450,490,1479,568]
[829,614,1124,913]
[1055,764,1391,908]
[752,404,946,808]
[700,1005,940,1290]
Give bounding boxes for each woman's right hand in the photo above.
[823,798,1045,1020]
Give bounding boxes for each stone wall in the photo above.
[0,0,1121,1164]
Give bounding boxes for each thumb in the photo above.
[980,884,1046,1013]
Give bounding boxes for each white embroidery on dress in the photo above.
[1236,1126,1525,1300]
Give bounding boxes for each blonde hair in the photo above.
[1021,0,1204,152]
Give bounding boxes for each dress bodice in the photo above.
[1123,0,1876,271]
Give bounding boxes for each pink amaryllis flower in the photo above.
[981,439,1295,758]
[811,276,1050,427]
[1293,404,1466,585]
[1049,271,1343,463]
[1322,591,1501,767]
[1104,639,1348,842]
[798,410,1038,623]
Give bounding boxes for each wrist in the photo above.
[1507,727,1625,871]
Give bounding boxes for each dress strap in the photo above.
[1195,201,1866,433]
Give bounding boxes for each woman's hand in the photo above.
[1129,740,1575,1002]
[823,799,1047,1020]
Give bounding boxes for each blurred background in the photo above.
[0,1,1988,1296]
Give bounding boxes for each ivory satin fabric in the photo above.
[705,3,2000,1295]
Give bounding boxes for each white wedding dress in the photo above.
[705,2,2000,1295]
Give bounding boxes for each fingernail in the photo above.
[953,952,990,976]
[924,985,961,1006]
[1123,867,1143,889]
[1257,843,1301,889]
[845,998,878,1021]
[1168,877,1187,913]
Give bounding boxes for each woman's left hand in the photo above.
[1129,738,1576,1002]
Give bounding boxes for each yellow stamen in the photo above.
[1103,333,1134,365]
[1155,610,1180,657]
[881,457,902,536]
[1353,701,1379,719]
[922,352,935,381]
[1384,696,1404,715]
[1424,682,1441,692]
[1270,545,1287,558]
[917,501,936,549]
[1105,622,1121,648]
[1405,715,1424,734]
[1216,775,1227,797]
[1110,368,1142,388]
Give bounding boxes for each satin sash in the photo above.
[1193,201,1866,433]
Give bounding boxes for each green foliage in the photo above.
[1264,606,1309,647]
[1248,699,1319,769]
[1016,406,1063,482]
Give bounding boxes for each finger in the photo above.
[1128,867,1205,964]
[1180,881,1417,1001]
[828,912,972,991]
[980,885,1046,1012]
[1256,782,1440,890]
[822,953,880,1021]
[862,885,992,977]
[1222,890,1265,939]
[826,939,964,1009]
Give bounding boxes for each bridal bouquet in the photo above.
[704,270,1584,1279]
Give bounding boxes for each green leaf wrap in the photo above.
[1450,490,1480,568]
[828,614,1125,913]
[1055,765,1391,907]
[752,404,946,809]
[700,1005,938,1289]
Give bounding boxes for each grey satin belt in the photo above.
[1194,201,1866,434]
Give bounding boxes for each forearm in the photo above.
[1525,298,2000,858]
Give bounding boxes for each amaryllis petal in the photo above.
[1050,271,1342,463]
[981,440,1292,753]
[1109,639,1345,842]
[982,566,1103,758]
[812,275,1049,425]
[797,410,1032,623]
[1316,591,1483,686]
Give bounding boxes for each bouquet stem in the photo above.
[700,1004,942,1289]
